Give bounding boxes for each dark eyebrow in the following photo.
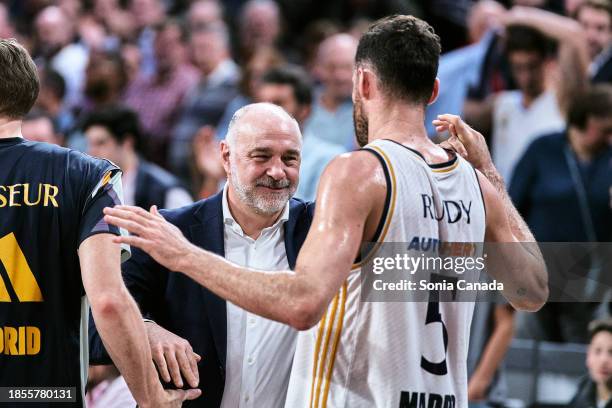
[283,149,300,157]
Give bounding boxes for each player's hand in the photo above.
[146,321,201,388]
[432,114,494,172]
[148,388,202,407]
[103,205,196,272]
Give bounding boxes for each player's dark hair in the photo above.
[260,65,313,106]
[82,105,142,151]
[355,15,441,105]
[505,25,553,58]
[588,318,612,342]
[0,39,40,120]
[568,84,612,130]
[153,17,188,43]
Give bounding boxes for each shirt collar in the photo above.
[0,128,23,140]
[590,45,612,76]
[222,183,290,230]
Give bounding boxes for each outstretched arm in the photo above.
[434,114,548,311]
[103,151,385,330]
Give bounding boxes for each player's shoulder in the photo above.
[322,149,382,180]
[22,140,117,172]
[317,149,386,204]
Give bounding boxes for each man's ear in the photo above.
[357,67,374,101]
[427,78,440,106]
[122,134,136,151]
[220,140,231,175]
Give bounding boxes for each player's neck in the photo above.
[0,119,22,139]
[367,104,429,144]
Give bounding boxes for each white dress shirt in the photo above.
[220,186,298,408]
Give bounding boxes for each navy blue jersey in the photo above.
[0,137,126,406]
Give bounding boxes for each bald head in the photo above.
[36,6,73,50]
[188,0,223,30]
[222,103,301,216]
[317,33,357,100]
[318,33,358,63]
[226,102,301,149]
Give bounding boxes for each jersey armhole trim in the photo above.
[352,146,396,268]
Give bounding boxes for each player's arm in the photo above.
[434,114,548,311]
[80,235,162,404]
[103,151,383,330]
[80,235,200,406]
[77,162,200,407]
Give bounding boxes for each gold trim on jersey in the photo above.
[431,159,460,173]
[351,145,397,270]
[309,281,348,408]
[321,282,348,407]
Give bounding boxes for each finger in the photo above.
[112,205,157,222]
[194,352,202,362]
[165,349,184,388]
[439,115,473,141]
[431,119,449,126]
[103,214,147,236]
[152,349,172,383]
[180,388,203,401]
[104,206,152,227]
[186,349,200,383]
[150,205,165,219]
[439,141,453,151]
[177,348,199,388]
[111,235,150,249]
[447,136,468,158]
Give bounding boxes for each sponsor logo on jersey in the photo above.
[0,233,43,355]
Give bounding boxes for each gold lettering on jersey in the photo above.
[0,233,44,302]
[0,184,59,208]
[0,326,41,355]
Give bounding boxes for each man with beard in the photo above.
[104,16,548,407]
[90,102,313,408]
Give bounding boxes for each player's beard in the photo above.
[353,95,369,147]
[230,161,295,216]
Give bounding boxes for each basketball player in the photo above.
[104,16,548,407]
[0,39,199,406]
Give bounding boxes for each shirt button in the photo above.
[247,356,254,365]
[244,395,250,402]
[248,317,256,326]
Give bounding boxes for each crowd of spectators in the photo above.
[2,0,611,406]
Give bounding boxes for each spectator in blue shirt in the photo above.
[510,84,612,343]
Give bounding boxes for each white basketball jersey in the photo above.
[285,139,486,408]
